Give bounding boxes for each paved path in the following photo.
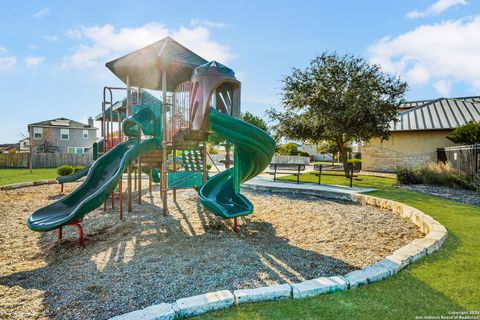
[243,176,376,201]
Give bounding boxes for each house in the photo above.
[0,143,19,153]
[28,117,98,154]
[18,138,30,153]
[362,96,480,172]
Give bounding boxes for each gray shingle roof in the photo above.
[28,117,96,129]
[390,98,480,131]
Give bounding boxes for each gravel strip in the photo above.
[397,184,480,206]
[0,184,422,320]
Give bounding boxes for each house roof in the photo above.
[105,36,208,91]
[399,95,480,109]
[28,117,97,129]
[390,98,480,131]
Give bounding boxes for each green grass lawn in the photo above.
[0,168,58,186]
[198,172,480,319]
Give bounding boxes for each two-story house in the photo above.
[28,117,98,154]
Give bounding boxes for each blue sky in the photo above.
[1,0,479,143]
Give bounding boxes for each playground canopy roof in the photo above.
[106,36,208,91]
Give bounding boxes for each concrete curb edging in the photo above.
[107,186,447,319]
[0,179,58,191]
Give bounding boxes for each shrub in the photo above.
[72,165,85,173]
[396,167,421,184]
[206,163,212,170]
[347,158,362,170]
[396,162,473,189]
[277,142,299,156]
[298,151,310,157]
[57,165,74,176]
[207,143,218,154]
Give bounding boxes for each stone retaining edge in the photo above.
[0,179,58,191]
[104,187,447,319]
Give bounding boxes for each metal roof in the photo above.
[105,36,208,91]
[390,98,480,131]
[399,96,480,109]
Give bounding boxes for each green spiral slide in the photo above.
[198,108,276,218]
[27,108,161,232]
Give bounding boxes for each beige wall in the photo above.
[362,130,456,172]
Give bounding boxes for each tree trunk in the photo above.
[336,137,350,178]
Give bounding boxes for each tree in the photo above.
[446,121,480,145]
[267,52,407,177]
[242,111,269,133]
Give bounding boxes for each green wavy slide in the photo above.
[27,108,160,232]
[198,108,275,218]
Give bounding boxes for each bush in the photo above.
[206,163,212,170]
[347,158,362,170]
[57,165,74,176]
[396,167,421,184]
[72,165,85,173]
[207,143,218,154]
[396,162,473,189]
[277,142,299,155]
[298,151,310,157]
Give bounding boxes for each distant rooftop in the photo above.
[399,96,480,109]
[390,98,480,131]
[28,117,97,129]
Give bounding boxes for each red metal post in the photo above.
[233,217,238,233]
[119,177,123,221]
[60,183,64,194]
[69,221,84,247]
[57,227,62,240]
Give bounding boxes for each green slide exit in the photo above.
[198,108,275,218]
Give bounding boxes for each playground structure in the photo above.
[27,37,275,245]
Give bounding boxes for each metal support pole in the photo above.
[137,156,142,205]
[173,147,177,202]
[119,174,123,220]
[202,143,207,183]
[127,165,132,212]
[149,165,152,193]
[161,71,168,216]
[350,165,354,188]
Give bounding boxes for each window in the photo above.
[83,130,89,139]
[33,127,42,139]
[67,147,84,154]
[60,129,69,140]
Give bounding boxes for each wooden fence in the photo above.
[0,153,93,168]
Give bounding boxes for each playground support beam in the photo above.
[161,71,168,216]
[127,165,132,212]
[119,174,123,220]
[173,147,177,202]
[137,156,142,204]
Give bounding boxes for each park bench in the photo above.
[313,163,360,187]
[268,163,306,183]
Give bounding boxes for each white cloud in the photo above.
[368,16,480,94]
[33,8,50,18]
[407,0,467,19]
[0,57,17,73]
[25,56,45,67]
[190,18,227,29]
[0,47,16,73]
[62,22,235,69]
[433,79,453,96]
[44,35,58,42]
[29,44,39,50]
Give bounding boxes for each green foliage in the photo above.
[298,151,310,157]
[267,52,407,176]
[57,165,74,176]
[72,165,85,173]
[347,158,362,170]
[396,162,472,189]
[206,163,212,170]
[277,142,299,155]
[241,111,269,133]
[395,167,421,184]
[446,120,480,144]
[207,131,225,145]
[207,143,218,154]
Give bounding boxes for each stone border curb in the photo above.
[104,186,446,319]
[0,179,57,191]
